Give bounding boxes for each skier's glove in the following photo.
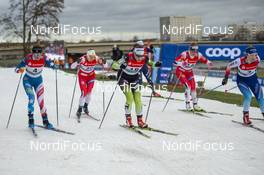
[15,68,24,74]
[222,76,228,85]
[154,61,162,67]
[54,59,60,65]
[53,59,60,69]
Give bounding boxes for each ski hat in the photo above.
[189,42,198,50]
[32,46,42,53]
[87,49,96,56]
[136,40,144,47]
[245,46,257,55]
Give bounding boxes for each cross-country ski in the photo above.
[35,125,75,135]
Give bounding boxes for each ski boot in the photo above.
[243,111,252,125]
[83,103,89,115]
[28,113,35,128]
[193,103,204,112]
[42,113,54,129]
[186,102,192,111]
[137,115,148,128]
[76,106,82,120]
[126,114,134,128]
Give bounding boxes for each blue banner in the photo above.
[151,47,160,83]
[157,43,264,84]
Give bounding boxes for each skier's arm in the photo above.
[173,53,186,67]
[44,55,58,69]
[224,58,241,77]
[15,58,26,73]
[198,53,213,68]
[119,54,129,70]
[45,59,56,69]
[222,58,241,85]
[71,61,79,69]
[141,64,153,87]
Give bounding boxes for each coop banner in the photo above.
[157,43,264,84]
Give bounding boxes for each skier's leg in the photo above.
[176,70,191,104]
[237,80,252,125]
[22,76,35,127]
[133,89,148,128]
[33,76,53,128]
[84,80,95,114]
[118,74,134,127]
[238,82,252,112]
[188,75,202,111]
[77,74,88,116]
[34,76,46,116]
[123,88,134,127]
[133,89,143,116]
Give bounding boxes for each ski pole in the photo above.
[198,71,208,96]
[162,72,182,112]
[145,89,153,123]
[68,74,78,118]
[98,71,123,129]
[102,65,106,114]
[6,73,23,129]
[145,67,159,122]
[198,84,223,98]
[197,71,208,103]
[162,45,180,112]
[55,69,59,126]
[225,86,237,93]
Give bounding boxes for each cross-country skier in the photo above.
[15,45,58,129]
[118,44,161,128]
[222,46,264,125]
[71,49,105,119]
[132,41,162,97]
[174,42,212,111]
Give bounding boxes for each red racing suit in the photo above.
[174,51,211,103]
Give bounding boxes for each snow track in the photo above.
[1,68,264,175]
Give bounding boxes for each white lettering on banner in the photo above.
[205,48,241,59]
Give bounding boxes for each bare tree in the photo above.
[0,0,64,55]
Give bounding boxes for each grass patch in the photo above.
[153,84,259,108]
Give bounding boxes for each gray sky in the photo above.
[0,0,263,40]
[60,0,264,32]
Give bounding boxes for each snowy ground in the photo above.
[0,67,264,175]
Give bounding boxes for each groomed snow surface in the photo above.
[0,68,264,175]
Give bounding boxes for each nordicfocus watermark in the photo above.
[93,81,167,94]
[30,140,102,152]
[162,140,234,152]
[31,24,102,36]
[162,24,234,35]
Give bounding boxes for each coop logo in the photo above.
[205,48,241,59]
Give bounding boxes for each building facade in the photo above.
[160,16,202,41]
